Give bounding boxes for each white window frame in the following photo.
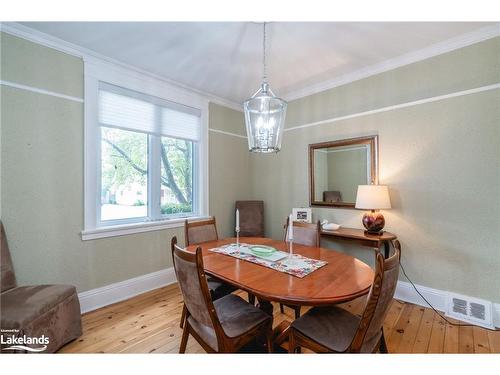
[82,57,209,240]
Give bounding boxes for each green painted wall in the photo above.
[286,37,500,128]
[250,36,500,302]
[1,33,83,98]
[209,103,247,137]
[209,103,252,237]
[0,33,248,293]
[2,31,499,305]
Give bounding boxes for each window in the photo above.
[160,136,194,216]
[101,127,148,221]
[83,61,208,239]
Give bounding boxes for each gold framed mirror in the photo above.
[309,135,378,208]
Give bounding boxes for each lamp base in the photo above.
[364,230,385,236]
[362,210,385,235]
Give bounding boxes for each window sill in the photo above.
[81,216,210,241]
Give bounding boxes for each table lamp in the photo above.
[355,185,391,235]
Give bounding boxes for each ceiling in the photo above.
[20,22,496,104]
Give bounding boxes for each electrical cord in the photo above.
[398,260,499,332]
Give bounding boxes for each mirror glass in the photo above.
[309,136,378,207]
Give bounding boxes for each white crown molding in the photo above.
[3,22,499,109]
[78,267,177,313]
[282,23,500,102]
[0,22,243,112]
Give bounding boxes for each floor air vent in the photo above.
[446,293,493,329]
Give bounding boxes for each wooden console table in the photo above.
[320,227,397,258]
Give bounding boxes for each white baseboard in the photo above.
[395,281,500,328]
[78,267,177,314]
[77,269,499,328]
[395,281,447,311]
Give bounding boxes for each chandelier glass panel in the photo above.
[244,22,287,153]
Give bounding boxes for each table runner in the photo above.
[209,243,327,278]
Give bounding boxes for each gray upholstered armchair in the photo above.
[0,221,82,353]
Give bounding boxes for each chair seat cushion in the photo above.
[1,284,77,328]
[207,276,237,300]
[291,306,360,352]
[188,294,271,351]
[215,294,270,338]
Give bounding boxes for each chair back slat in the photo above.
[185,217,218,246]
[350,240,401,352]
[171,237,217,329]
[283,217,321,247]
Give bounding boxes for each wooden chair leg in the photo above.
[248,293,256,305]
[180,304,187,328]
[179,325,189,353]
[288,329,297,353]
[266,330,274,353]
[280,304,300,318]
[379,329,388,353]
[294,306,301,319]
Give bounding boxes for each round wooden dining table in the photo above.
[186,237,375,316]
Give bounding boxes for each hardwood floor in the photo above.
[59,284,500,354]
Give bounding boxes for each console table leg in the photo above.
[383,241,390,259]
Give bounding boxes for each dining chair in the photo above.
[185,217,219,246]
[323,190,342,203]
[171,237,273,353]
[235,200,264,237]
[179,217,238,328]
[288,241,401,353]
[280,217,321,319]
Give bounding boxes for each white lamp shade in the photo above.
[355,185,391,210]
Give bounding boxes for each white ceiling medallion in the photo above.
[243,22,287,153]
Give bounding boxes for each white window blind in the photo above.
[98,82,201,141]
[161,108,200,141]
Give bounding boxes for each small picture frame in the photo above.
[292,208,312,223]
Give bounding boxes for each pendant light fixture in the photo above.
[244,22,287,153]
